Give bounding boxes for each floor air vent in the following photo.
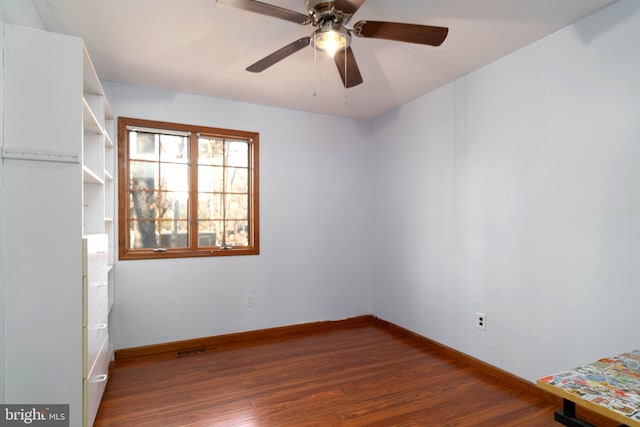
[176,348,207,358]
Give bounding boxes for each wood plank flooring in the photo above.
[95,322,612,426]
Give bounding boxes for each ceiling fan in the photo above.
[216,0,449,88]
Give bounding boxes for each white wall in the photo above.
[0,0,45,403]
[103,82,374,349]
[2,0,43,28]
[371,0,640,382]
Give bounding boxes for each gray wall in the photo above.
[104,82,375,349]
[371,0,640,382]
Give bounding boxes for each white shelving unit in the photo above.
[1,24,115,427]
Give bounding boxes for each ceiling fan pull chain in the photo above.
[313,42,319,97]
[343,48,349,106]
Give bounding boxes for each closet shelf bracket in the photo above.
[2,147,81,163]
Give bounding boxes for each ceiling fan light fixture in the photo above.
[313,23,350,58]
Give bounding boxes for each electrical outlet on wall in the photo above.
[247,294,254,308]
[477,312,486,331]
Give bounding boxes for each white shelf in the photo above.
[83,45,105,96]
[83,98,104,136]
[83,165,104,185]
[105,131,114,148]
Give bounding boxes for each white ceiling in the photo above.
[32,0,618,120]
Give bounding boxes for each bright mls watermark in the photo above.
[0,405,68,426]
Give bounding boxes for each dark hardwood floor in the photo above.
[94,321,612,426]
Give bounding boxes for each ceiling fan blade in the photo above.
[334,0,367,16]
[334,46,363,88]
[246,37,311,73]
[216,0,309,25]
[354,21,449,46]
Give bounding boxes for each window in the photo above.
[118,117,259,259]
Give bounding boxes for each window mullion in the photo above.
[190,133,199,250]
[222,139,227,247]
[156,135,163,249]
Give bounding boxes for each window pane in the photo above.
[130,190,157,220]
[198,137,224,165]
[198,193,223,220]
[226,220,249,246]
[129,220,158,249]
[225,194,248,220]
[129,132,157,161]
[160,163,189,192]
[198,165,223,193]
[130,161,158,190]
[158,220,189,248]
[160,134,188,163]
[226,140,249,167]
[198,220,222,247]
[226,167,248,193]
[158,192,189,220]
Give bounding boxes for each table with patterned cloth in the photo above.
[537,350,640,427]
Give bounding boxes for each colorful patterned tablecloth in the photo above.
[538,350,640,425]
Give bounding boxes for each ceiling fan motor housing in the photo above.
[306,0,334,15]
[306,0,349,25]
